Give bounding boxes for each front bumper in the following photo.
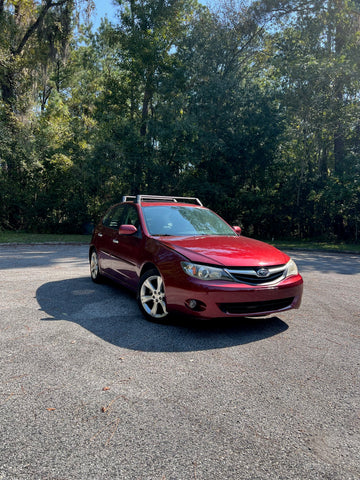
[165,274,303,319]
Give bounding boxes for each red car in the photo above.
[89,195,303,321]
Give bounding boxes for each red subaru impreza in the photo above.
[89,195,303,321]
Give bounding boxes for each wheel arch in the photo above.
[140,262,159,278]
[89,245,96,262]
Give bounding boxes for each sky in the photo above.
[92,0,214,30]
[92,0,118,29]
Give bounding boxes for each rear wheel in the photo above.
[138,269,169,322]
[90,249,102,283]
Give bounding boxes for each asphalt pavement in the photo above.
[0,245,359,480]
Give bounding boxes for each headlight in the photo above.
[285,259,298,277]
[181,262,232,281]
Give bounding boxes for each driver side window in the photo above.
[122,205,140,229]
[102,205,125,229]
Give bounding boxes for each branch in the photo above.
[12,0,68,56]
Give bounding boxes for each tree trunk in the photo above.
[333,0,346,176]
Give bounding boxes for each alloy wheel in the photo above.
[139,273,168,320]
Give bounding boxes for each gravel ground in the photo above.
[0,245,359,480]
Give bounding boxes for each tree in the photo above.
[1,0,359,240]
[264,0,360,238]
[0,0,79,231]
[0,0,75,111]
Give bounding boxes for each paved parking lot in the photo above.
[0,245,359,479]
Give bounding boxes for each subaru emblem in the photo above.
[256,268,270,278]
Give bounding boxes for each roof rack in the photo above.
[122,195,203,206]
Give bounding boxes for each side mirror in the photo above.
[232,226,241,235]
[118,224,137,235]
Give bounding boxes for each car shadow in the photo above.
[36,277,289,353]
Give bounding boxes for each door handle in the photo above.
[113,239,119,244]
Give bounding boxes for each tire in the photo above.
[137,269,169,322]
[90,249,102,283]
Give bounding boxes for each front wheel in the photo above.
[138,269,169,322]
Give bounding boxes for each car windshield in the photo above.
[142,205,237,237]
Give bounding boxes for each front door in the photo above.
[107,204,143,288]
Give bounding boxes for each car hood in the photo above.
[158,235,290,267]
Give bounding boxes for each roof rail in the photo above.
[122,195,203,206]
[122,195,137,203]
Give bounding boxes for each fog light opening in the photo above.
[185,299,206,312]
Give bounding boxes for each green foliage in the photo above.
[0,0,359,240]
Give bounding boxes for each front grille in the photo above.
[226,265,286,285]
[219,297,294,315]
